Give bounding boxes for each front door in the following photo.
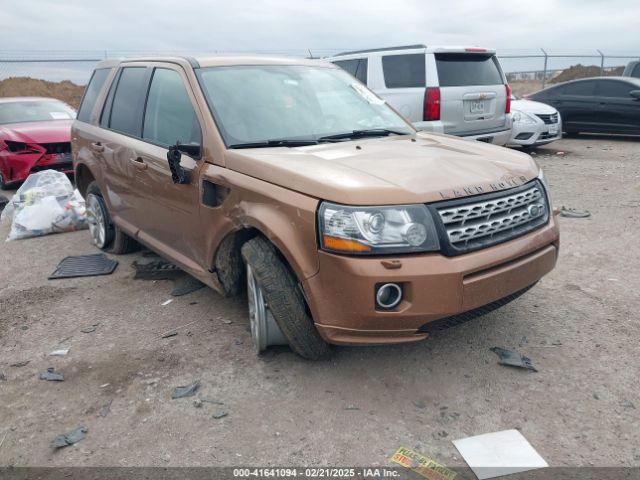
[595,79,640,134]
[131,66,207,271]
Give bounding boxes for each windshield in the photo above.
[0,100,76,125]
[197,65,414,147]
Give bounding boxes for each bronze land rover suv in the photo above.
[72,56,559,359]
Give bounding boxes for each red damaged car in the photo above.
[0,97,76,189]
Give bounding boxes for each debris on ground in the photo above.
[39,367,64,381]
[0,372,6,381]
[99,400,113,418]
[201,398,225,406]
[390,446,457,480]
[560,206,591,218]
[171,275,205,296]
[80,325,97,333]
[212,409,228,419]
[0,170,88,241]
[51,426,87,449]
[161,299,173,306]
[490,347,537,372]
[161,331,178,339]
[413,400,426,409]
[193,399,203,408]
[49,254,118,280]
[171,380,200,399]
[344,405,360,411]
[620,400,636,410]
[0,194,8,213]
[132,259,183,281]
[10,360,29,367]
[49,348,69,356]
[556,151,565,156]
[452,429,548,479]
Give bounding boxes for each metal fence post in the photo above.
[541,48,548,88]
[597,49,605,74]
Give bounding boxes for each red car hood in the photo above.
[0,120,73,144]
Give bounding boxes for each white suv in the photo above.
[328,45,512,145]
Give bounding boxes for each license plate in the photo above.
[548,125,559,135]
[470,100,485,114]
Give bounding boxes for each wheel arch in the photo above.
[75,163,96,198]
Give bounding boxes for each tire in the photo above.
[86,182,139,254]
[241,236,331,360]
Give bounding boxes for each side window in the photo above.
[562,80,596,96]
[632,64,640,79]
[77,68,110,122]
[108,67,148,136]
[382,54,425,88]
[355,58,368,84]
[143,68,201,147]
[596,80,634,98]
[333,59,359,78]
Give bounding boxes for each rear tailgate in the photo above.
[436,52,508,136]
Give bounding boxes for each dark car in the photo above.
[527,77,640,136]
[623,61,640,79]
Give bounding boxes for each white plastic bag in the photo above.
[1,170,88,241]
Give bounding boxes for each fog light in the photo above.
[376,283,403,309]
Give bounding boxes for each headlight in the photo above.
[512,110,536,124]
[318,202,440,254]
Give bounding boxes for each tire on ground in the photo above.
[241,236,331,360]
[86,181,140,254]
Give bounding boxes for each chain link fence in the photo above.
[1,48,639,103]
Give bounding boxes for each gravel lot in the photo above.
[1,136,639,469]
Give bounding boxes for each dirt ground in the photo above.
[1,136,639,469]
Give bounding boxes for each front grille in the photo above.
[39,142,71,155]
[432,180,549,255]
[418,284,535,333]
[535,113,558,124]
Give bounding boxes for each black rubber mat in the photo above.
[49,254,118,280]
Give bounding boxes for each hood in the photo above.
[512,99,557,115]
[0,120,73,144]
[223,133,539,205]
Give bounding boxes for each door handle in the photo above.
[90,142,104,153]
[130,156,148,170]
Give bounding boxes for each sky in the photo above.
[2,0,640,55]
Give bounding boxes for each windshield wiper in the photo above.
[317,128,410,142]
[228,139,319,149]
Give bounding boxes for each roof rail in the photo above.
[333,44,427,57]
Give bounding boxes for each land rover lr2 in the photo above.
[72,56,559,359]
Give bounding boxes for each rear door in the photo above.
[435,52,507,135]
[377,53,426,122]
[553,80,598,132]
[594,79,640,133]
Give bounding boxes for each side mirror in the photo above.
[630,90,640,100]
[166,142,201,184]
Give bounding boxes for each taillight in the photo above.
[424,87,441,121]
[505,84,511,114]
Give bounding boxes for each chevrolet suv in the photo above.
[329,45,513,145]
[72,56,559,359]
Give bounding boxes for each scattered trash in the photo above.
[161,299,173,306]
[51,426,87,449]
[452,429,548,479]
[50,348,70,356]
[171,275,205,296]
[143,378,159,386]
[560,206,591,218]
[132,259,183,281]
[49,254,118,280]
[100,383,110,388]
[344,405,360,411]
[99,400,113,418]
[171,380,200,399]
[193,399,203,408]
[221,319,233,325]
[621,400,636,410]
[10,360,30,367]
[556,151,565,155]
[390,446,457,480]
[80,326,97,333]
[158,319,202,339]
[212,409,228,419]
[490,347,537,372]
[39,367,64,381]
[161,331,178,339]
[201,398,225,406]
[1,170,88,241]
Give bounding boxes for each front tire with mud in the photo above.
[86,182,140,254]
[241,236,331,360]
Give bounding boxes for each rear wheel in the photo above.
[241,236,331,359]
[85,182,139,254]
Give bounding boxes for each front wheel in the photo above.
[241,236,331,359]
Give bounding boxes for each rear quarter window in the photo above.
[596,80,635,98]
[107,67,148,136]
[77,68,110,122]
[332,59,368,84]
[632,64,640,78]
[382,54,425,88]
[435,54,503,87]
